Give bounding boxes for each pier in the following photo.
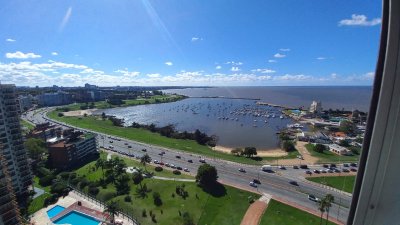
[256,101,296,110]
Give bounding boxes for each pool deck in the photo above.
[50,201,108,223]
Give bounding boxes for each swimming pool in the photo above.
[53,211,100,225]
[47,205,65,219]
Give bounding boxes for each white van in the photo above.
[261,165,272,172]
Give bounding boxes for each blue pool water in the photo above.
[54,211,100,225]
[47,205,65,219]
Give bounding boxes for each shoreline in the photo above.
[213,145,288,157]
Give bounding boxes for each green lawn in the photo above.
[33,176,51,192]
[75,151,193,180]
[59,95,185,111]
[260,199,336,225]
[306,176,356,194]
[21,119,35,135]
[71,153,259,225]
[305,144,359,163]
[48,112,281,165]
[28,193,51,215]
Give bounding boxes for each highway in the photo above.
[23,108,352,223]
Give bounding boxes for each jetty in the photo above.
[256,101,295,110]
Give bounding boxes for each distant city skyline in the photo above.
[0,0,381,86]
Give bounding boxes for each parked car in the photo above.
[183,168,189,172]
[109,140,113,143]
[308,194,320,202]
[249,182,258,188]
[176,155,181,159]
[187,159,193,163]
[176,166,182,170]
[279,166,286,170]
[300,165,308,169]
[238,168,246,173]
[293,165,299,169]
[350,168,358,172]
[142,149,147,152]
[199,159,206,163]
[343,163,349,167]
[350,163,358,167]
[313,169,320,174]
[342,168,350,172]
[323,164,329,168]
[330,163,337,168]
[305,170,312,174]
[127,145,132,148]
[289,180,298,186]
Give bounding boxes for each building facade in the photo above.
[48,132,98,170]
[17,95,33,112]
[310,100,322,114]
[37,91,72,106]
[0,84,32,196]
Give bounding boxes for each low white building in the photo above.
[329,144,352,155]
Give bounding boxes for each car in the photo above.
[322,164,329,168]
[159,162,164,166]
[305,170,312,174]
[334,169,341,173]
[308,195,320,202]
[293,165,299,169]
[330,163,337,168]
[187,159,193,163]
[109,140,113,143]
[127,145,132,148]
[165,163,170,167]
[238,168,246,172]
[297,155,304,160]
[183,168,189,172]
[170,164,176,169]
[176,155,181,159]
[300,164,308,169]
[343,163,349,167]
[350,163,358,167]
[350,168,358,172]
[253,179,261,184]
[158,153,163,156]
[142,149,147,152]
[153,160,159,164]
[176,166,182,170]
[249,182,258,188]
[109,145,114,149]
[342,168,350,172]
[289,180,298,186]
[199,159,206,163]
[279,166,286,170]
[313,169,320,174]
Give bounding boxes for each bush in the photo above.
[78,178,89,189]
[59,172,70,180]
[51,182,68,195]
[70,177,82,186]
[39,174,56,186]
[97,190,115,202]
[282,140,296,152]
[36,167,52,178]
[173,170,181,175]
[88,186,99,196]
[57,112,64,117]
[153,192,162,206]
[314,144,326,153]
[124,195,132,202]
[142,209,147,217]
[154,166,163,172]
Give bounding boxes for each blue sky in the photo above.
[0,0,381,86]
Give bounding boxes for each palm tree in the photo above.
[140,154,151,171]
[324,194,334,225]
[104,201,119,224]
[318,198,327,225]
[95,158,105,179]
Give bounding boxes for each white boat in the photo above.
[280,115,284,119]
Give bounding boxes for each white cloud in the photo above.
[6,38,16,42]
[165,61,173,66]
[147,73,160,78]
[59,7,72,32]
[215,65,222,70]
[51,52,58,56]
[364,72,375,79]
[251,68,276,74]
[273,74,311,81]
[274,53,286,58]
[339,14,381,26]
[316,57,326,60]
[191,37,203,42]
[114,69,140,77]
[231,67,240,72]
[5,51,41,59]
[331,73,338,79]
[268,59,277,63]
[280,48,290,52]
[225,61,243,66]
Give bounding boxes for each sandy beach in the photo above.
[62,109,97,117]
[213,145,288,157]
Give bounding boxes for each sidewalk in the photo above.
[240,194,271,225]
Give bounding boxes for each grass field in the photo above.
[21,119,35,135]
[259,199,336,225]
[48,111,285,165]
[305,144,359,163]
[73,153,259,225]
[59,95,185,111]
[306,176,356,193]
[28,176,52,215]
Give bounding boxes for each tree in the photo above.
[314,144,326,153]
[115,174,130,195]
[243,147,257,158]
[231,148,243,156]
[282,141,296,152]
[95,158,105,179]
[140,154,152,171]
[24,138,47,161]
[318,198,327,225]
[324,194,334,225]
[339,120,356,134]
[104,201,119,224]
[153,192,162,206]
[196,164,218,187]
[132,171,144,186]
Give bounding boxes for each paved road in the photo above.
[23,108,352,223]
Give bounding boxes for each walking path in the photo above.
[240,194,272,225]
[279,141,318,165]
[152,176,195,182]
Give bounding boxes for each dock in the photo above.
[256,101,296,110]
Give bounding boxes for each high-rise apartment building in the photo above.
[309,100,322,114]
[0,84,32,196]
